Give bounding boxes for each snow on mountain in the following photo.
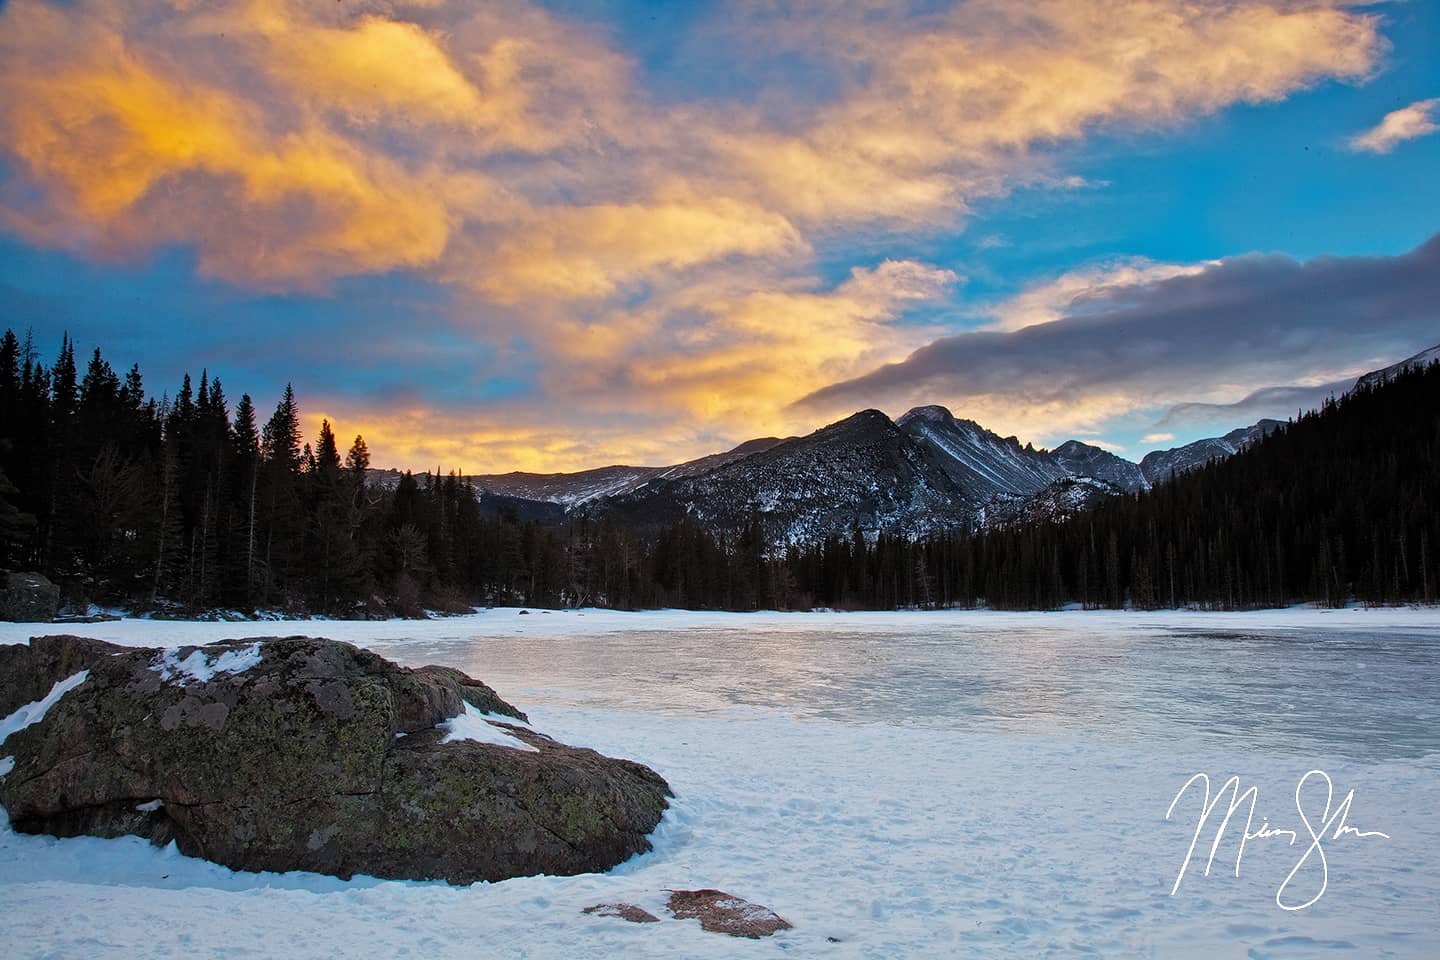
[371,342,1440,541]
[604,410,972,543]
[1354,342,1440,390]
[1049,440,1149,493]
[1139,420,1282,485]
[471,438,791,507]
[978,476,1126,528]
[473,465,665,507]
[897,406,1067,502]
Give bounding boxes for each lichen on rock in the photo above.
[0,635,670,884]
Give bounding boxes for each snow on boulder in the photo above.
[0,635,671,884]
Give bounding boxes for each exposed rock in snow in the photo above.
[582,903,661,923]
[666,889,793,939]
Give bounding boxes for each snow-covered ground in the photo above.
[2,607,1438,958]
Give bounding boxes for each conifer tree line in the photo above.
[1,328,1435,614]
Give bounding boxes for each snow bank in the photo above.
[0,670,89,745]
[150,643,262,684]
[439,702,538,752]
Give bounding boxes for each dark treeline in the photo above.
[1,328,1435,614]
[777,360,1439,611]
[0,329,571,615]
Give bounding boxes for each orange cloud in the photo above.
[475,194,806,302]
[0,0,1396,470]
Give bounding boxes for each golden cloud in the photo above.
[0,0,1396,470]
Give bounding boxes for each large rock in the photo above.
[0,635,670,884]
[0,572,60,623]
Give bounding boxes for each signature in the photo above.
[1165,769,1390,910]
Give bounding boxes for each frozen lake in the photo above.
[2,608,1438,958]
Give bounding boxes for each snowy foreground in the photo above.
[2,607,1438,959]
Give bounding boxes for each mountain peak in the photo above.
[897,404,955,427]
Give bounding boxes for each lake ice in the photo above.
[2,607,1437,958]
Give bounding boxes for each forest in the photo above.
[1,328,1435,615]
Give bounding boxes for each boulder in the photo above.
[0,635,670,884]
[666,889,793,938]
[0,572,60,623]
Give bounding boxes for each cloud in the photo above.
[1348,98,1440,153]
[1140,433,1175,445]
[542,258,961,430]
[0,0,1387,289]
[0,0,1397,469]
[981,259,1214,332]
[798,233,1440,442]
[1156,380,1351,429]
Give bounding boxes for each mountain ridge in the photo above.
[372,342,1439,543]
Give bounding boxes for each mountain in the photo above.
[472,437,789,506]
[1355,342,1440,390]
[1139,420,1281,485]
[602,410,971,542]
[393,344,1440,545]
[978,476,1126,528]
[896,405,1148,505]
[896,406,1067,501]
[1050,440,1149,493]
[476,465,664,506]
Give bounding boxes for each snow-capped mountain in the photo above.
[602,410,971,542]
[1138,420,1281,485]
[472,437,789,506]
[897,405,1147,497]
[1354,342,1440,391]
[1050,440,1149,493]
[896,406,1068,501]
[382,344,1437,544]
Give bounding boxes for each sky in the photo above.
[1,0,1437,473]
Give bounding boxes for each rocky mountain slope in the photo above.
[392,344,1440,543]
[603,410,971,542]
[1139,420,1282,485]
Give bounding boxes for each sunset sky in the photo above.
[2,0,1437,473]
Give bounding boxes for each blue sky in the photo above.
[1,0,1437,470]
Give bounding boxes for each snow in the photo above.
[150,642,263,684]
[134,800,163,813]
[438,702,538,752]
[0,757,12,779]
[0,609,1437,958]
[0,670,89,746]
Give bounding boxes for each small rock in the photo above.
[582,903,660,923]
[666,889,792,939]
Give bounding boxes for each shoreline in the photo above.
[4,603,1437,650]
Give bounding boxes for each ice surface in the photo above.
[438,702,538,752]
[150,642,263,685]
[0,609,1437,958]
[0,670,89,746]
